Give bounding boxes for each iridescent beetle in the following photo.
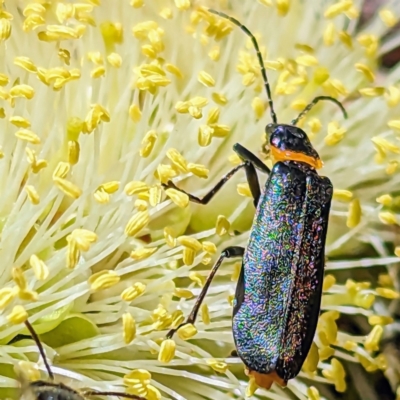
[19,320,146,400]
[163,9,347,390]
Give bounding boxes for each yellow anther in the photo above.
[198,125,213,147]
[245,375,258,398]
[306,118,322,135]
[376,194,392,206]
[372,136,400,154]
[322,79,348,97]
[365,325,383,352]
[376,287,399,299]
[14,57,37,73]
[338,31,352,48]
[91,66,105,78]
[165,188,189,208]
[379,9,398,27]
[12,267,27,291]
[307,386,320,400]
[386,161,399,175]
[333,189,353,202]
[0,18,11,41]
[23,3,46,16]
[231,261,241,281]
[357,33,379,56]
[25,185,40,205]
[346,198,361,228]
[0,287,17,309]
[125,181,149,196]
[237,183,252,197]
[89,270,120,291]
[322,358,346,392]
[121,282,146,302]
[174,0,190,11]
[129,104,142,123]
[302,341,319,374]
[124,369,151,386]
[19,289,38,301]
[386,87,400,107]
[10,84,35,99]
[166,148,188,172]
[189,272,206,287]
[164,226,176,247]
[216,215,230,236]
[212,92,228,105]
[130,248,157,261]
[53,161,70,179]
[276,0,289,15]
[186,163,208,179]
[15,129,40,145]
[140,130,157,158]
[178,236,202,252]
[7,305,28,324]
[323,274,336,291]
[177,323,197,340]
[70,229,97,252]
[199,303,211,325]
[159,7,173,19]
[188,106,202,119]
[198,71,215,87]
[211,124,230,138]
[66,237,80,269]
[100,181,120,194]
[202,241,217,254]
[29,255,49,280]
[323,22,336,46]
[158,339,175,363]
[359,87,385,97]
[355,63,375,82]
[107,52,122,68]
[10,116,30,128]
[207,359,228,374]
[94,190,109,204]
[53,177,82,199]
[0,109,4,119]
[324,0,352,18]
[0,73,8,86]
[125,210,150,237]
[251,97,265,119]
[242,72,256,86]
[18,361,41,382]
[296,54,318,66]
[148,185,161,207]
[174,288,194,299]
[325,121,346,146]
[379,211,397,225]
[122,312,136,344]
[368,315,393,326]
[135,198,148,210]
[208,45,220,61]
[388,119,400,131]
[171,310,184,328]
[183,248,195,266]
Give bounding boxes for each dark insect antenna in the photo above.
[24,320,54,380]
[208,9,347,125]
[23,320,146,400]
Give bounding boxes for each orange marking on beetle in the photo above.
[271,147,323,169]
[245,368,287,390]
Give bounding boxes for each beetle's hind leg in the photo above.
[163,145,269,207]
[166,246,245,339]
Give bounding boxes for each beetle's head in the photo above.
[265,123,322,169]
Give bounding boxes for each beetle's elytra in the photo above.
[164,9,347,391]
[19,320,146,400]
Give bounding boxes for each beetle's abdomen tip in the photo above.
[245,368,287,390]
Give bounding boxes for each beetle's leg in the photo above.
[229,350,238,357]
[166,246,245,339]
[163,145,268,207]
[82,390,145,400]
[233,143,271,174]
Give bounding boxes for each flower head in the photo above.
[0,1,399,399]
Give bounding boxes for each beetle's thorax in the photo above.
[266,123,322,169]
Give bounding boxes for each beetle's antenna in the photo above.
[24,320,54,380]
[83,390,146,399]
[208,9,278,124]
[292,95,347,126]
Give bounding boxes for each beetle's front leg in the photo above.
[166,246,245,339]
[163,144,269,208]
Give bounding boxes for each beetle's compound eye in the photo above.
[288,126,305,139]
[265,123,275,135]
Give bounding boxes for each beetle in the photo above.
[19,319,146,400]
[164,9,347,390]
